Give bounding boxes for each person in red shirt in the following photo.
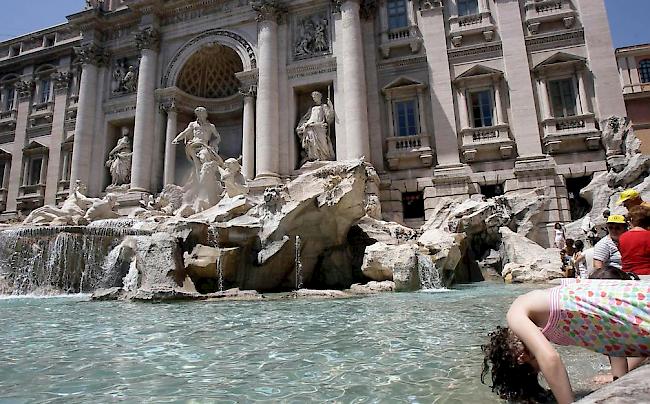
[619,205,650,276]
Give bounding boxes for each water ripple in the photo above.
[0,283,606,403]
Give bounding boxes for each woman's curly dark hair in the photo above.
[481,326,550,403]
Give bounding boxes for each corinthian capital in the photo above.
[251,0,287,23]
[74,44,109,66]
[52,71,72,92]
[135,27,160,52]
[15,80,34,100]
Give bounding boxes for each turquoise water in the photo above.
[0,284,606,403]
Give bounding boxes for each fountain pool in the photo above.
[0,283,607,402]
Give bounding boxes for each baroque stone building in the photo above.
[0,0,627,246]
[617,42,650,154]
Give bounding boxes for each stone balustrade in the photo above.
[524,0,576,34]
[380,25,422,58]
[0,109,17,131]
[31,101,54,116]
[460,124,514,162]
[541,113,601,154]
[449,11,495,46]
[385,133,434,170]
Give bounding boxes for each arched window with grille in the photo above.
[639,59,650,84]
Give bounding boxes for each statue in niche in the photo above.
[106,127,133,187]
[172,106,223,182]
[112,60,138,94]
[296,91,336,165]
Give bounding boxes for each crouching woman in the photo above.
[482,278,649,403]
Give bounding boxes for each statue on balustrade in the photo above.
[296,91,336,165]
[106,127,133,187]
[172,106,222,181]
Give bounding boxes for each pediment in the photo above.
[23,141,47,151]
[534,52,586,70]
[0,148,10,157]
[63,133,74,144]
[455,65,503,80]
[382,76,425,91]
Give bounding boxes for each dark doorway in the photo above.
[402,191,425,219]
[565,175,592,220]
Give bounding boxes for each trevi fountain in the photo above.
[0,111,648,402]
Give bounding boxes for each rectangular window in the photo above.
[469,89,494,128]
[394,99,418,136]
[28,157,42,186]
[8,45,21,57]
[39,79,51,104]
[43,35,55,48]
[549,78,577,118]
[458,0,479,16]
[0,162,5,189]
[3,87,14,111]
[387,0,409,30]
[402,191,425,219]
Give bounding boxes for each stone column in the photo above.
[253,1,284,181]
[130,27,160,193]
[577,70,591,115]
[418,4,462,166]
[44,70,71,205]
[339,0,370,159]
[240,86,256,180]
[69,44,105,190]
[457,88,469,129]
[162,101,177,186]
[385,95,395,137]
[537,78,551,120]
[493,80,505,125]
[416,88,428,135]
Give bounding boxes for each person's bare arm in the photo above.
[593,259,605,270]
[609,356,629,379]
[507,292,575,404]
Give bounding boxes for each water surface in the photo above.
[0,283,607,403]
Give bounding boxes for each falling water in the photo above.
[417,253,446,291]
[295,235,303,290]
[216,253,224,292]
[0,226,151,295]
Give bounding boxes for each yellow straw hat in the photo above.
[616,189,640,205]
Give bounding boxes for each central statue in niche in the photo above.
[296,91,336,165]
[172,106,223,180]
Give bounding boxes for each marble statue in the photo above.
[23,181,99,225]
[176,148,223,217]
[296,91,336,165]
[106,127,133,186]
[601,116,632,156]
[172,106,222,181]
[313,19,329,52]
[221,157,249,198]
[84,193,120,222]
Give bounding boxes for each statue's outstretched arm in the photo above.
[172,125,192,144]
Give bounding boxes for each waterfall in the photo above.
[295,236,303,290]
[417,254,446,291]
[216,253,224,292]
[0,226,151,295]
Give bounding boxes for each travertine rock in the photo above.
[348,281,395,294]
[576,365,650,404]
[361,242,418,282]
[499,227,564,283]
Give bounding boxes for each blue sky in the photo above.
[0,0,648,48]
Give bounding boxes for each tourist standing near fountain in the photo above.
[482,277,650,404]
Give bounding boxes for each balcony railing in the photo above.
[31,101,54,116]
[380,25,422,58]
[449,11,495,46]
[541,113,601,154]
[524,0,576,34]
[385,133,434,170]
[0,109,17,131]
[460,124,515,162]
[17,183,46,210]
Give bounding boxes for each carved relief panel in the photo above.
[111,57,139,96]
[292,11,332,61]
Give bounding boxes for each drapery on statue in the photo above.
[172,106,223,181]
[296,91,336,165]
[106,127,133,186]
